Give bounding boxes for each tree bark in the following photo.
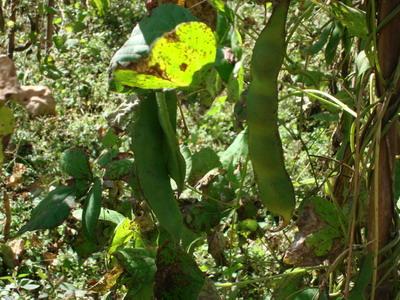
[368,0,400,298]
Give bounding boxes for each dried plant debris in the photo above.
[18,85,56,117]
[0,55,56,117]
[284,197,345,266]
[0,55,21,104]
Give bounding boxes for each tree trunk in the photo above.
[368,0,400,298]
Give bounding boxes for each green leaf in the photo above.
[289,288,327,299]
[82,178,102,242]
[272,268,305,300]
[101,128,121,149]
[155,242,205,299]
[349,254,373,300]
[104,159,134,180]
[73,207,125,225]
[219,129,248,170]
[19,186,76,234]
[355,50,370,78]
[329,2,368,38]
[60,148,92,180]
[115,248,156,283]
[227,59,244,102]
[98,149,119,167]
[189,147,222,184]
[110,4,196,70]
[72,179,91,199]
[325,22,342,65]
[307,23,332,55]
[112,22,217,89]
[0,106,15,136]
[108,218,136,254]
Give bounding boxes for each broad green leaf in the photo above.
[289,288,327,299]
[189,147,221,184]
[60,148,92,179]
[104,159,134,180]
[101,128,121,149]
[355,50,370,78]
[329,2,368,38]
[155,242,204,299]
[73,207,125,225]
[19,186,76,234]
[108,218,136,254]
[227,58,244,102]
[0,106,15,136]
[219,129,248,170]
[110,4,196,68]
[117,248,156,299]
[349,254,373,300]
[115,248,156,283]
[307,23,332,55]
[112,22,217,89]
[82,178,102,241]
[272,268,305,300]
[97,148,119,167]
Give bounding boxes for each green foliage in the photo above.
[82,178,102,242]
[60,148,92,180]
[155,242,205,300]
[19,186,76,234]
[111,21,217,89]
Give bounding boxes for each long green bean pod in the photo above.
[130,93,195,246]
[247,0,295,225]
[156,91,186,192]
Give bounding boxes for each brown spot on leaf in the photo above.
[165,31,180,42]
[180,63,188,71]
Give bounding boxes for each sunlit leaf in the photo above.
[112,22,217,89]
[19,186,76,234]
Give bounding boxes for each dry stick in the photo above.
[45,0,54,53]
[371,104,383,300]
[177,97,190,137]
[7,0,18,58]
[3,191,11,241]
[0,0,5,32]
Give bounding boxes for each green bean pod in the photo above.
[129,93,195,246]
[247,0,295,225]
[156,91,186,192]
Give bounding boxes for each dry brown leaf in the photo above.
[90,265,124,292]
[8,238,25,259]
[0,55,21,105]
[18,85,56,117]
[7,163,27,188]
[43,252,58,266]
